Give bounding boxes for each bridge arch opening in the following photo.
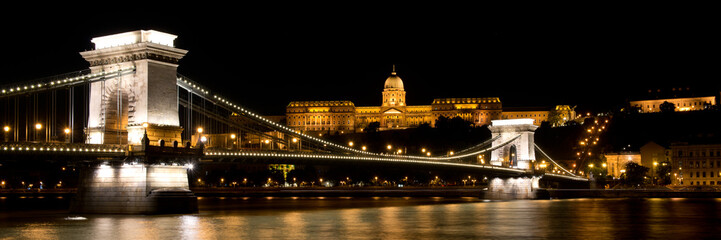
[509,145,517,167]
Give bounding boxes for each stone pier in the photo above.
[70,163,197,214]
[486,177,541,200]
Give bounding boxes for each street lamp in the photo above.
[35,123,42,142]
[64,128,71,142]
[348,141,354,147]
[196,127,204,146]
[653,161,659,184]
[362,146,367,151]
[3,126,9,142]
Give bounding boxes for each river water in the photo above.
[1,196,721,239]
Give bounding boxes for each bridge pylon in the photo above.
[81,30,187,145]
[488,119,538,170]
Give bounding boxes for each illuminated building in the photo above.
[631,96,715,113]
[501,105,577,127]
[630,88,716,113]
[670,142,721,186]
[640,140,671,170]
[286,66,574,134]
[604,151,642,178]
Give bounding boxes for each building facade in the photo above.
[671,143,721,186]
[630,96,716,113]
[286,66,575,135]
[604,151,642,179]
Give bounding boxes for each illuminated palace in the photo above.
[286,66,575,135]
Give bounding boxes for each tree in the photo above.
[363,121,381,133]
[547,110,563,127]
[655,161,672,185]
[435,116,472,130]
[622,162,649,186]
[659,101,675,113]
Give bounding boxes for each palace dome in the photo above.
[384,71,404,90]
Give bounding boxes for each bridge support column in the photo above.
[486,176,541,200]
[489,119,538,170]
[70,163,197,214]
[81,30,187,146]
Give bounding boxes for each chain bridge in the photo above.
[0,30,587,214]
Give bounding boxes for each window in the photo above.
[703,172,706,177]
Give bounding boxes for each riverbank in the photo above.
[192,187,486,198]
[542,189,721,199]
[5,188,721,199]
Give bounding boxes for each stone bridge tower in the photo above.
[488,119,538,170]
[81,30,186,145]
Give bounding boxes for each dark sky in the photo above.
[1,4,717,115]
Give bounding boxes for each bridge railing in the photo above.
[0,142,126,154]
[1,67,136,98]
[203,149,527,174]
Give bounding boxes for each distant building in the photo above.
[502,105,576,127]
[640,141,672,181]
[630,95,716,113]
[670,142,721,186]
[286,66,575,135]
[604,151,642,178]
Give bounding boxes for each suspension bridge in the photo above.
[0,30,587,214]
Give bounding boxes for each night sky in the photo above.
[1,4,717,115]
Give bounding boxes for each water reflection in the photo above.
[282,212,307,239]
[19,223,56,239]
[2,197,721,239]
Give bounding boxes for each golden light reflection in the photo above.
[339,208,364,236]
[379,206,406,239]
[20,223,58,240]
[282,212,308,239]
